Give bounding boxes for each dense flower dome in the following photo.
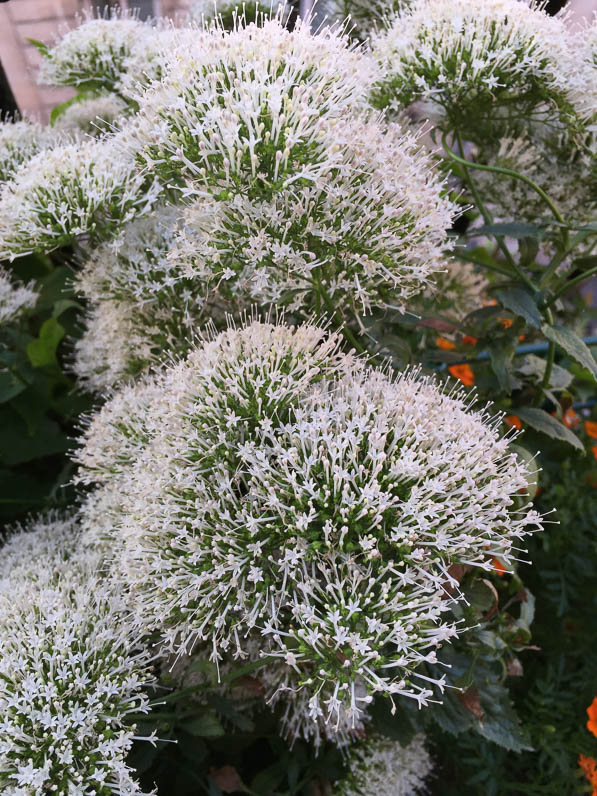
[0,119,57,185]
[0,513,155,795]
[77,320,542,744]
[336,733,433,795]
[0,136,161,260]
[371,0,589,138]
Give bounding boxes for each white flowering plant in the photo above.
[1,1,597,794]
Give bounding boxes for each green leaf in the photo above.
[489,346,516,392]
[494,286,542,328]
[473,222,544,239]
[26,318,65,368]
[183,712,225,738]
[476,680,533,752]
[369,696,417,745]
[0,370,27,404]
[541,324,597,379]
[25,38,49,56]
[572,254,597,272]
[517,355,572,390]
[514,407,584,451]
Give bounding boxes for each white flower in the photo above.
[54,94,130,136]
[0,119,57,184]
[336,733,433,795]
[372,0,591,136]
[475,132,597,228]
[39,14,162,93]
[129,14,379,188]
[77,320,543,744]
[0,267,39,324]
[0,135,161,260]
[172,116,457,317]
[0,513,155,795]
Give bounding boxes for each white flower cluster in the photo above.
[39,15,162,94]
[72,206,218,390]
[336,733,433,795]
[77,320,542,744]
[0,513,155,795]
[0,136,161,260]
[171,115,455,318]
[54,94,130,136]
[475,133,597,228]
[371,0,591,137]
[0,266,39,325]
[0,119,57,184]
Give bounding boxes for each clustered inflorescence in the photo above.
[1,0,595,791]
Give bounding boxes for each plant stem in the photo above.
[533,307,555,406]
[544,263,597,307]
[314,278,368,355]
[455,251,517,279]
[447,133,537,294]
[443,133,566,228]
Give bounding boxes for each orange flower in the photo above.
[462,335,478,345]
[587,697,597,737]
[504,415,522,430]
[448,364,475,387]
[592,445,597,461]
[519,334,526,341]
[579,754,597,792]
[498,317,513,329]
[563,408,580,429]
[585,421,597,439]
[436,336,456,351]
[493,558,507,577]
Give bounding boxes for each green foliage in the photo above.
[0,254,91,523]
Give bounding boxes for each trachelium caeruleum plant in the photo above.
[0,1,596,793]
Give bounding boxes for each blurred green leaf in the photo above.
[514,408,584,451]
[541,324,597,380]
[26,318,65,368]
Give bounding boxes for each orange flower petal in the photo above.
[498,317,513,329]
[563,408,580,429]
[585,421,597,439]
[588,697,597,724]
[436,336,456,351]
[504,415,522,430]
[448,364,475,387]
[592,445,597,461]
[462,335,478,345]
[493,558,507,577]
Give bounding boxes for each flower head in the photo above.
[0,513,155,795]
[39,14,162,94]
[78,320,542,744]
[54,93,130,137]
[372,0,589,139]
[0,119,57,184]
[337,733,433,795]
[0,136,161,260]
[0,267,39,325]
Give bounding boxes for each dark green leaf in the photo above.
[369,697,417,745]
[514,407,584,451]
[0,370,27,404]
[26,318,65,368]
[489,346,515,392]
[541,324,597,379]
[183,713,225,738]
[572,254,597,272]
[494,287,542,328]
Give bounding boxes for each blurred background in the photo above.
[0,0,596,121]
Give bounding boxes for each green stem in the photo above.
[544,263,597,307]
[455,251,517,279]
[314,279,368,356]
[533,307,555,406]
[448,133,537,294]
[443,133,566,228]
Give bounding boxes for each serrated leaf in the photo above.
[517,355,572,390]
[542,324,597,379]
[494,286,542,328]
[514,407,584,451]
[473,222,544,239]
[26,318,65,368]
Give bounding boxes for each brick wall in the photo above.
[0,0,191,122]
